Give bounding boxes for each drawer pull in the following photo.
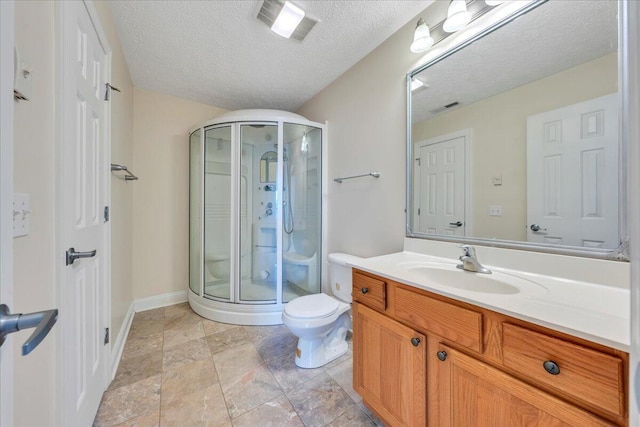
[411,337,421,347]
[543,360,560,375]
[361,287,369,294]
[437,351,447,361]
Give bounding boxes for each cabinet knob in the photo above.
[410,337,421,347]
[543,360,560,375]
[361,287,369,294]
[437,351,447,361]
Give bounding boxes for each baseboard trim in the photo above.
[109,291,189,381]
[134,290,188,312]
[110,302,135,381]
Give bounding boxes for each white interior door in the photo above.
[526,93,618,248]
[59,1,110,425]
[414,133,467,236]
[0,1,15,425]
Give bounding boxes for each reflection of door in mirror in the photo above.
[413,130,470,236]
[260,151,277,183]
[527,93,618,248]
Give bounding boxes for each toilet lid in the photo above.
[284,293,340,319]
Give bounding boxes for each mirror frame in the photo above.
[406,0,629,261]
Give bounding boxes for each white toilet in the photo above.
[282,252,362,368]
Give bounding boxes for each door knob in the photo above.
[0,304,58,355]
[530,224,547,232]
[66,247,97,265]
[449,221,463,227]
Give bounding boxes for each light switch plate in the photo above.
[489,205,503,216]
[493,174,503,186]
[13,193,31,237]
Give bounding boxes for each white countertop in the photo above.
[348,251,630,352]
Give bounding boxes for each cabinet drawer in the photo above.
[394,286,483,352]
[502,323,624,418]
[353,272,386,311]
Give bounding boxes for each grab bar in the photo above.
[334,171,380,184]
[111,163,138,181]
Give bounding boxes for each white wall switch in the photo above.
[13,193,31,237]
[492,174,503,186]
[489,205,503,216]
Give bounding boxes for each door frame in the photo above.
[412,129,473,236]
[0,1,15,425]
[54,1,112,424]
[623,0,640,424]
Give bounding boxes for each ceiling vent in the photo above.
[429,101,460,115]
[257,0,318,41]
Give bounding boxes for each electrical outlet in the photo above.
[489,205,503,216]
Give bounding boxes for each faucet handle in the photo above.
[458,244,476,258]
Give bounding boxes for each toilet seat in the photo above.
[284,293,340,319]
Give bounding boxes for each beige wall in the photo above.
[12,1,134,425]
[93,0,135,353]
[132,89,227,299]
[412,53,618,241]
[13,2,56,425]
[296,13,423,257]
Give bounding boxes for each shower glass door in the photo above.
[203,125,232,301]
[282,124,322,303]
[240,123,278,302]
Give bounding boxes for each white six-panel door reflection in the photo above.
[527,93,618,248]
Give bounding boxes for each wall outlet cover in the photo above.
[489,205,503,216]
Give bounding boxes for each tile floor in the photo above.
[93,303,383,427]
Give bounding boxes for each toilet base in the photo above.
[293,312,350,369]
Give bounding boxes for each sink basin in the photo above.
[398,262,547,296]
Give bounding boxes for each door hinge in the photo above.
[418,208,421,215]
[416,158,421,166]
[104,206,109,222]
[104,327,110,345]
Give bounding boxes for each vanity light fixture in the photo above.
[409,0,498,53]
[443,0,472,33]
[410,18,435,53]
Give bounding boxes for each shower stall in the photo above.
[188,110,326,325]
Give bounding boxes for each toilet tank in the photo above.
[328,253,363,303]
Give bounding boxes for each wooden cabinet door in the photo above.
[352,302,426,426]
[436,344,614,427]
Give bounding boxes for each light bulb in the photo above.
[410,18,434,53]
[443,0,472,33]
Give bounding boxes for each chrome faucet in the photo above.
[456,245,491,274]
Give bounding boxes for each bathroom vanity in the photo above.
[350,254,629,426]
[351,0,634,424]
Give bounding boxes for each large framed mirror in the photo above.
[407,0,627,260]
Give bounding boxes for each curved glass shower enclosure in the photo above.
[189,110,325,325]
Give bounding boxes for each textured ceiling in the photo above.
[108,0,430,112]
[412,0,618,123]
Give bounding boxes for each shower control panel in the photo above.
[259,202,275,220]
